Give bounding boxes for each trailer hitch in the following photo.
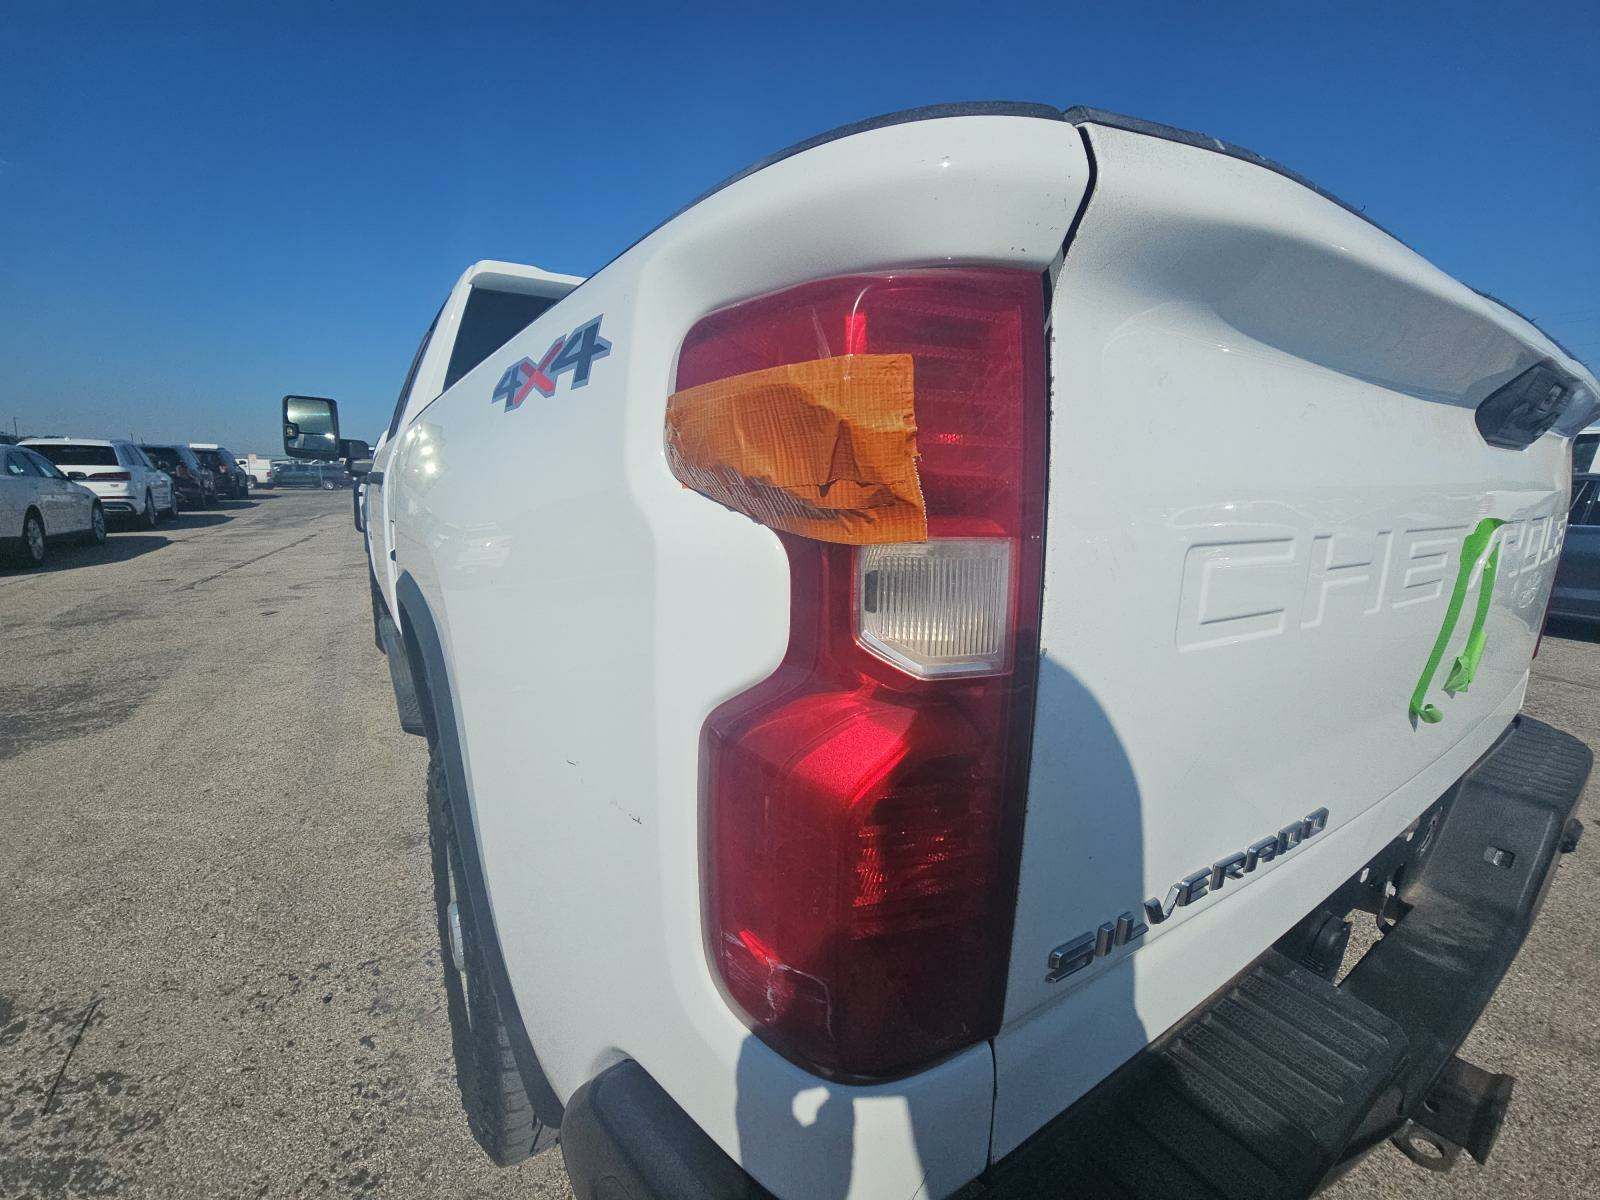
[1391,1055,1515,1172]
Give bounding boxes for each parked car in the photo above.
[22,437,175,525]
[271,461,351,490]
[190,444,248,499]
[1,444,106,565]
[1551,473,1600,624]
[291,107,1598,1197]
[1573,422,1598,474]
[140,443,216,510]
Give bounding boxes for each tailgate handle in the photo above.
[1409,518,1505,725]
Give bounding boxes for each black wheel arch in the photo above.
[393,571,565,1130]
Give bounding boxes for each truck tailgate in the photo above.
[994,117,1597,1155]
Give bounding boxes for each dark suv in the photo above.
[140,444,216,509]
[1551,474,1600,624]
[190,444,248,500]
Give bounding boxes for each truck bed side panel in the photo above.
[389,114,1090,1200]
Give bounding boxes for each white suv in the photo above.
[22,438,176,526]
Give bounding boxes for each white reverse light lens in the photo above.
[855,538,1014,678]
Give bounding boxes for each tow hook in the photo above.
[1560,817,1584,854]
[1391,1055,1515,1173]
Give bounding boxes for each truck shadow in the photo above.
[731,656,1147,1196]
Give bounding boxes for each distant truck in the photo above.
[285,105,1596,1199]
[237,454,275,488]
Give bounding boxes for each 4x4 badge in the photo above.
[493,316,612,411]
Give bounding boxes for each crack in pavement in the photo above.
[178,531,323,591]
[42,997,99,1116]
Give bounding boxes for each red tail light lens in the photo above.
[90,471,132,481]
[679,271,1046,1078]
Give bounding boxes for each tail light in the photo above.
[672,271,1046,1079]
[90,471,131,481]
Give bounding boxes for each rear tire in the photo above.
[140,490,157,529]
[426,745,552,1165]
[79,503,107,546]
[15,509,46,566]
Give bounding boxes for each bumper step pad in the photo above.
[981,717,1590,1199]
[980,953,1407,1199]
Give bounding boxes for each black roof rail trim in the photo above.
[445,104,1068,398]
[683,101,1064,216]
[409,100,1585,432]
[408,103,1068,429]
[1059,105,1408,246]
[1062,106,1588,371]
[611,102,1065,277]
[1469,287,1582,362]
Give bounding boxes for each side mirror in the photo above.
[283,395,341,460]
[339,438,372,470]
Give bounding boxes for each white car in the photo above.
[295,106,1596,1198]
[22,437,176,526]
[2,443,106,565]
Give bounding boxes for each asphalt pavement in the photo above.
[1,491,1596,1199]
[1,493,571,1199]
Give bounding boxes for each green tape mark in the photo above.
[1444,538,1503,695]
[1409,517,1506,726]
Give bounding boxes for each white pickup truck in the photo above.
[283,104,1596,1199]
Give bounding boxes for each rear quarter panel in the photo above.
[387,114,1089,1199]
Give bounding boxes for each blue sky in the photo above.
[1,1,1596,454]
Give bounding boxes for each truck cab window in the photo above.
[387,306,443,442]
[443,287,559,392]
[1571,478,1598,526]
[1574,433,1599,474]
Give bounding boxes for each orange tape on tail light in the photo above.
[664,353,927,545]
